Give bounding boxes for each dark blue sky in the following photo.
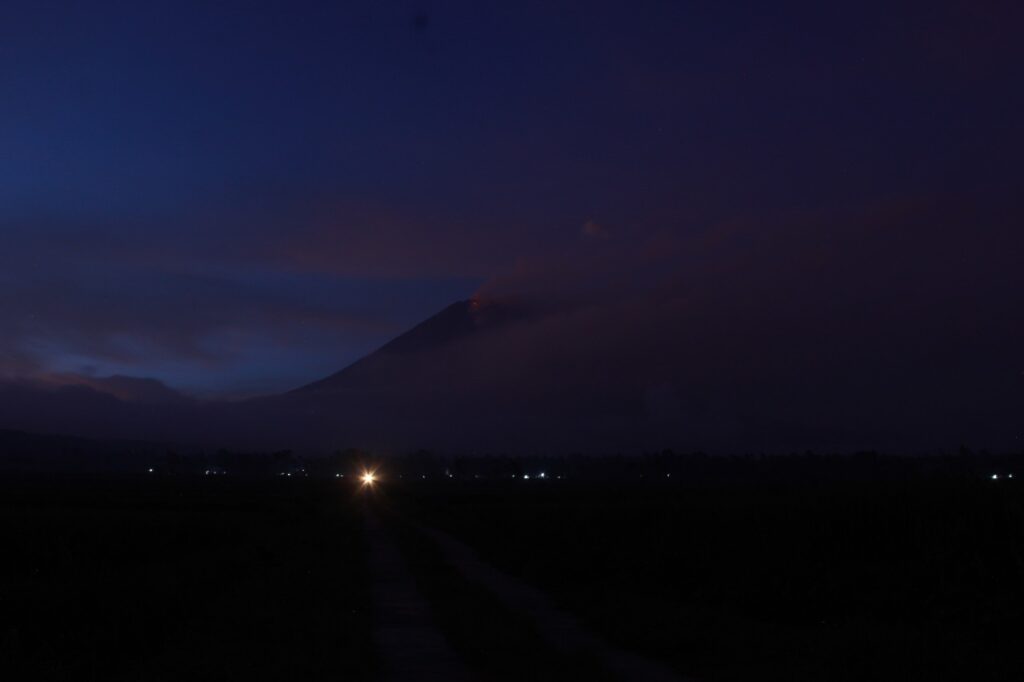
[2,1,1022,397]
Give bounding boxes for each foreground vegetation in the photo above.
[396,460,1024,681]
[3,451,1023,681]
[0,477,375,681]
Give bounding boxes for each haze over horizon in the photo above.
[2,1,1022,452]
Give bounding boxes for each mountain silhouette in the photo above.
[291,298,528,394]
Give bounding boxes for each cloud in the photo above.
[0,216,478,393]
[0,346,43,378]
[433,189,1024,452]
[581,219,609,240]
[32,373,192,405]
[2,187,1019,454]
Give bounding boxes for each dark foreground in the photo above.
[0,476,375,681]
[2,461,1023,681]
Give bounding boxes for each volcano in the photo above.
[293,298,528,395]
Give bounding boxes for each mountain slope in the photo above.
[292,298,526,394]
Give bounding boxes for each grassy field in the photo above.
[0,476,375,681]
[380,504,617,680]
[4,463,1023,681]
[396,473,1024,681]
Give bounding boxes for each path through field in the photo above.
[364,501,688,681]
[417,522,688,682]
[364,509,472,681]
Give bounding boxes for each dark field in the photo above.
[0,477,375,681]
[2,459,1023,681]
[391,464,1024,681]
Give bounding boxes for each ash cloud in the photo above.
[428,191,1024,452]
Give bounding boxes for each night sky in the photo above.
[2,1,1022,449]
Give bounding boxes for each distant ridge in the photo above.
[0,428,171,473]
[292,298,526,394]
